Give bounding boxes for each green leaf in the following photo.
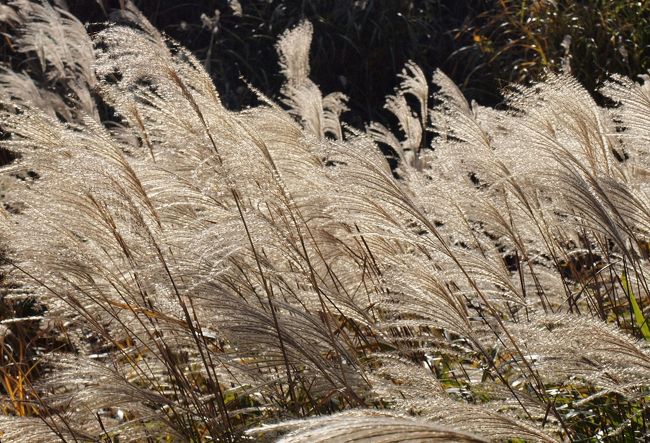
[622,271,650,340]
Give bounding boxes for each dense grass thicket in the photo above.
[3,1,650,441]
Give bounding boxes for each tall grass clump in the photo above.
[2,1,650,441]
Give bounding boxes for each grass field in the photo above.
[2,1,650,441]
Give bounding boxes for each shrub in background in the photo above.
[454,0,650,103]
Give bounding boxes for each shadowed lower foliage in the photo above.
[2,1,650,442]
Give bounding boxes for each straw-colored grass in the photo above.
[2,1,650,441]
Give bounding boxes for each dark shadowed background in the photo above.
[4,0,650,126]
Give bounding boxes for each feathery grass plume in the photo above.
[0,416,81,442]
[1,7,371,440]
[0,69,70,120]
[368,61,429,169]
[9,0,94,84]
[2,0,97,120]
[2,1,650,441]
[507,315,650,392]
[372,62,650,438]
[276,20,348,140]
[249,410,489,442]
[602,74,650,156]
